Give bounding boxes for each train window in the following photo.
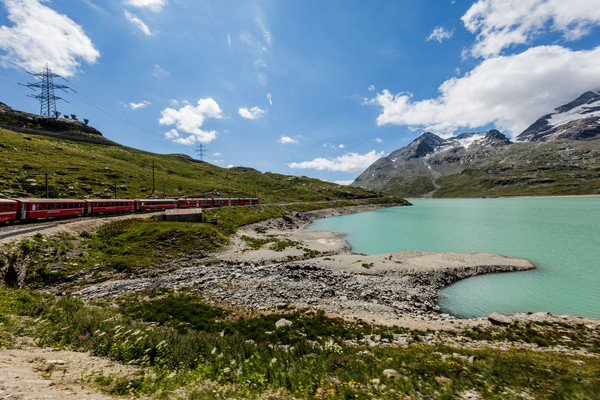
[2,205,6,211]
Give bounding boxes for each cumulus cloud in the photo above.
[238,106,266,120]
[278,136,298,144]
[128,100,150,109]
[0,0,99,76]
[463,0,600,58]
[124,10,153,36]
[427,26,454,43]
[371,45,600,136]
[160,98,223,145]
[126,0,166,12]
[334,180,354,186]
[375,138,383,143]
[289,150,384,173]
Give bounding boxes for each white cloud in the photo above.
[238,106,266,120]
[126,0,166,12]
[289,150,384,173]
[128,100,150,109]
[0,0,99,77]
[368,85,375,92]
[124,10,153,36]
[83,0,106,13]
[322,143,347,149]
[334,180,354,186]
[375,138,383,143]
[160,98,223,145]
[427,26,454,43]
[463,0,600,58]
[213,152,222,157]
[153,64,169,78]
[279,136,298,144]
[371,45,600,136]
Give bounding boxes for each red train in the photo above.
[0,197,259,223]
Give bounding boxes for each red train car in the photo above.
[135,199,177,211]
[177,198,214,208]
[239,198,259,205]
[212,198,232,207]
[86,199,135,214]
[16,199,86,220]
[0,199,18,223]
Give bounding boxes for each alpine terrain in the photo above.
[352,91,600,197]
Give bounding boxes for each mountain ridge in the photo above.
[352,91,600,198]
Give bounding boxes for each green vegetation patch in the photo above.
[463,321,600,353]
[17,218,227,287]
[0,288,598,400]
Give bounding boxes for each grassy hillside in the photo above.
[0,128,376,202]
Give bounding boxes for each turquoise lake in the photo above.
[307,198,600,319]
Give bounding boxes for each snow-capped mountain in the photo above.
[516,91,600,142]
[351,130,511,196]
[352,91,600,198]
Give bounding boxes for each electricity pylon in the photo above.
[21,64,73,117]
[195,143,208,161]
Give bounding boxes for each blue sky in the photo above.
[1,0,600,184]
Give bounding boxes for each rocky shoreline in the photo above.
[73,203,598,331]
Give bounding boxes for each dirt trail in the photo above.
[0,340,141,399]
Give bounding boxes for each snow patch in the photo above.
[549,99,600,128]
[456,133,486,149]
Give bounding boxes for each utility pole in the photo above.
[149,161,155,197]
[21,64,73,117]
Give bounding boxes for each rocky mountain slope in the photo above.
[352,91,600,197]
[516,91,600,142]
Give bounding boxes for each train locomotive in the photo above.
[0,197,259,223]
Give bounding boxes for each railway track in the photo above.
[0,223,58,240]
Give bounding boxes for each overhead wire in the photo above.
[61,79,163,141]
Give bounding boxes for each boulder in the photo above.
[275,318,292,329]
[488,312,512,326]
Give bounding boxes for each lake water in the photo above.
[307,198,600,319]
